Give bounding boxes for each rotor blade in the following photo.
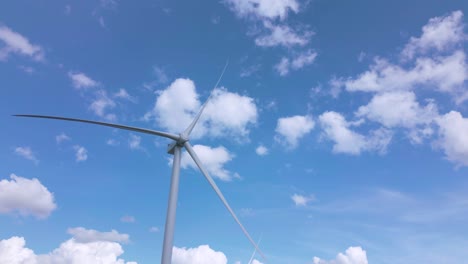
[248,234,262,264]
[184,142,266,260]
[182,60,229,138]
[14,114,179,141]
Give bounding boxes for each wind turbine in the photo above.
[14,66,265,264]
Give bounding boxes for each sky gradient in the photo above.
[1,1,468,263]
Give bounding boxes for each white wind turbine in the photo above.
[14,65,265,264]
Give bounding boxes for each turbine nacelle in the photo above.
[167,134,189,155]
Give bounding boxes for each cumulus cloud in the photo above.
[255,21,312,48]
[344,51,468,97]
[172,245,227,264]
[291,193,315,207]
[144,78,200,133]
[356,91,438,128]
[275,115,314,149]
[0,237,36,264]
[67,227,129,243]
[321,10,468,162]
[181,144,236,181]
[0,25,44,61]
[14,146,39,164]
[73,145,88,162]
[435,111,468,167]
[342,11,468,103]
[56,133,71,144]
[313,246,368,264]
[402,11,465,59]
[0,233,136,264]
[203,88,258,138]
[275,50,317,75]
[255,145,269,156]
[68,72,99,89]
[225,0,299,20]
[145,78,257,140]
[319,111,392,155]
[39,239,134,264]
[0,174,56,218]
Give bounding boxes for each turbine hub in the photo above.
[167,134,188,155]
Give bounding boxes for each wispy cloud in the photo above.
[291,193,315,207]
[255,145,269,156]
[56,133,71,144]
[14,146,39,164]
[120,215,136,223]
[73,145,88,162]
[0,25,44,61]
[68,72,99,90]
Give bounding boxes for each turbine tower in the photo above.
[14,66,265,264]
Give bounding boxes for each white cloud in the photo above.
[274,57,290,76]
[240,64,261,77]
[107,139,120,146]
[0,237,36,264]
[435,111,468,167]
[100,0,118,9]
[356,91,438,128]
[68,72,99,89]
[251,260,263,264]
[89,90,117,121]
[255,21,312,48]
[114,88,136,102]
[172,245,227,264]
[145,78,257,140]
[128,134,142,150]
[99,17,107,29]
[73,145,88,162]
[120,215,135,223]
[145,78,201,134]
[275,50,317,75]
[275,115,314,149]
[402,11,465,59]
[14,146,39,164]
[255,145,269,156]
[0,25,44,61]
[0,235,137,264]
[67,227,129,243]
[56,133,71,144]
[328,77,343,98]
[344,51,468,97]
[149,227,159,233]
[225,0,299,20]
[181,144,236,181]
[40,239,134,264]
[203,88,258,138]
[65,5,71,15]
[313,246,368,264]
[319,111,392,155]
[0,174,56,218]
[18,65,35,74]
[343,11,468,102]
[291,193,315,207]
[153,66,169,84]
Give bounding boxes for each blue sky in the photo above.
[1,0,468,263]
